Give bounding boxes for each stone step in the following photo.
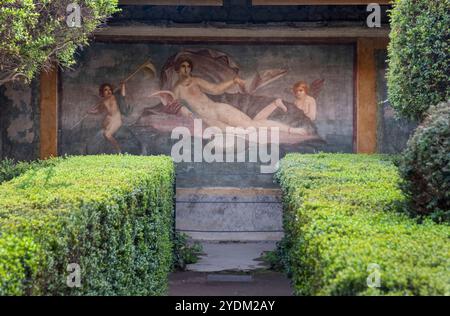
[176,187,284,241]
[186,241,277,273]
[176,162,279,188]
[177,174,279,188]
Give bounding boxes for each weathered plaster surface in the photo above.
[7,116,35,144]
[4,85,35,144]
[0,81,39,161]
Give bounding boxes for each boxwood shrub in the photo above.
[398,102,450,222]
[387,0,450,121]
[276,154,450,296]
[0,158,60,185]
[0,155,175,296]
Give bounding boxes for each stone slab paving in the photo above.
[169,241,293,296]
[169,271,293,296]
[170,188,292,296]
[186,241,277,272]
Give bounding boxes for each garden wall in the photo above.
[0,4,412,164]
[1,48,417,163]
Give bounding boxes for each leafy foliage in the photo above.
[276,154,450,296]
[398,102,450,222]
[0,155,175,296]
[387,0,450,121]
[0,157,60,184]
[172,232,203,271]
[260,249,284,272]
[0,0,119,85]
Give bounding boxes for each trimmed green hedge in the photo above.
[387,0,450,121]
[276,154,450,296]
[0,158,60,185]
[399,102,450,221]
[0,155,175,296]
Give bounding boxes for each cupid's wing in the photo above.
[247,69,288,95]
[310,79,325,99]
[150,90,176,106]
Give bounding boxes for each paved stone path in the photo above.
[169,271,293,296]
[170,187,293,296]
[187,241,277,272]
[169,241,293,296]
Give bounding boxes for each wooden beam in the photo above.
[117,0,391,4]
[356,38,388,154]
[40,67,58,159]
[253,0,391,4]
[95,25,389,41]
[119,0,223,5]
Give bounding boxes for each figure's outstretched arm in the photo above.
[196,77,242,95]
[254,98,287,121]
[88,102,103,114]
[308,98,317,121]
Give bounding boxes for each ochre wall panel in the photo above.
[40,67,58,159]
[356,38,388,153]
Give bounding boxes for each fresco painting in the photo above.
[60,43,354,158]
